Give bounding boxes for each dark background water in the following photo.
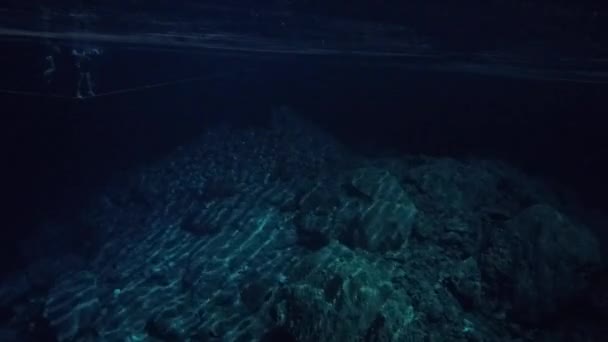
[2,0,607,276]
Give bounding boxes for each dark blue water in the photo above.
[1,2,607,341]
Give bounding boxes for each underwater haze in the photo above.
[1,1,607,341]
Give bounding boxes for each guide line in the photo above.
[0,75,216,100]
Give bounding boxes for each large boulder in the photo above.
[480,204,601,324]
[266,242,421,341]
[293,167,417,254]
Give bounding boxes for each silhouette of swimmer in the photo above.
[72,47,102,98]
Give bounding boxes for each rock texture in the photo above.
[1,108,604,342]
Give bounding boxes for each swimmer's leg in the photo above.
[76,73,84,98]
[85,72,95,97]
[43,56,55,83]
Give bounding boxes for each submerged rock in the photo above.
[480,204,601,324]
[268,242,421,341]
